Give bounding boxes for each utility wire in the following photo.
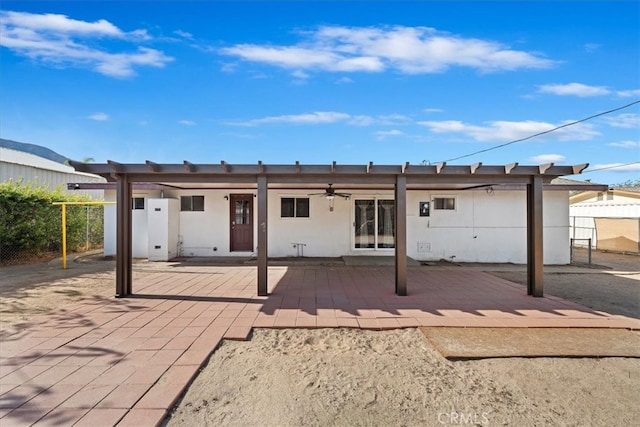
[439,100,640,163]
[581,161,640,174]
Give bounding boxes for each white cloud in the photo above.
[173,29,193,39]
[608,140,640,149]
[529,154,565,164]
[424,108,444,113]
[591,163,640,172]
[348,115,375,126]
[418,119,599,142]
[0,10,172,77]
[336,76,354,84]
[538,82,610,97]
[3,11,125,37]
[583,43,601,53]
[232,111,351,127]
[378,114,412,125]
[229,111,414,127]
[179,120,196,126]
[88,112,109,121]
[220,25,555,75]
[605,113,640,128]
[616,89,640,97]
[291,69,310,80]
[376,129,405,140]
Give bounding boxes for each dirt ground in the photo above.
[165,328,639,427]
[1,250,639,426]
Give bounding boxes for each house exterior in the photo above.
[0,147,105,197]
[570,188,640,253]
[103,184,575,264]
[69,160,603,297]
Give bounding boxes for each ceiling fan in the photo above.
[308,184,352,199]
[308,184,351,211]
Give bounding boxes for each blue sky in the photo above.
[1,1,638,185]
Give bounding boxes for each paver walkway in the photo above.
[1,265,638,426]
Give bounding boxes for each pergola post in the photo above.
[527,175,544,297]
[395,175,407,296]
[257,175,268,296]
[115,174,132,297]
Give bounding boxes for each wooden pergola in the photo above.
[70,160,591,298]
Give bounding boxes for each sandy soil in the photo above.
[165,328,639,427]
[1,250,639,426]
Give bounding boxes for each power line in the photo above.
[439,100,640,163]
[581,161,640,174]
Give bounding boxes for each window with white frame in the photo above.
[433,196,456,210]
[281,197,310,218]
[180,195,205,211]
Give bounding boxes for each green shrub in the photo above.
[0,180,104,263]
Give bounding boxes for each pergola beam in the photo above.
[183,161,197,172]
[145,160,161,172]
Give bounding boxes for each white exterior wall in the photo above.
[163,189,235,256]
[105,188,571,264]
[103,189,162,258]
[406,190,569,264]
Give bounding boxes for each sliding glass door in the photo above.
[354,199,395,249]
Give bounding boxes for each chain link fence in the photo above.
[0,204,104,266]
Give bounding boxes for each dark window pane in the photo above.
[181,196,191,211]
[132,197,145,210]
[281,198,294,217]
[296,198,310,217]
[445,198,455,210]
[193,195,205,211]
[434,197,455,210]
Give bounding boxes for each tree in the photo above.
[611,179,640,189]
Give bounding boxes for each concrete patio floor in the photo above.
[1,264,638,426]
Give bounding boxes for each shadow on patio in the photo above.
[126,264,638,330]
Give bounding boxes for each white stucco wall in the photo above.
[405,190,569,264]
[103,188,571,264]
[103,190,161,258]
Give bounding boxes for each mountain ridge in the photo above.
[0,138,70,164]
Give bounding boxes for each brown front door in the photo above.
[230,194,254,252]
